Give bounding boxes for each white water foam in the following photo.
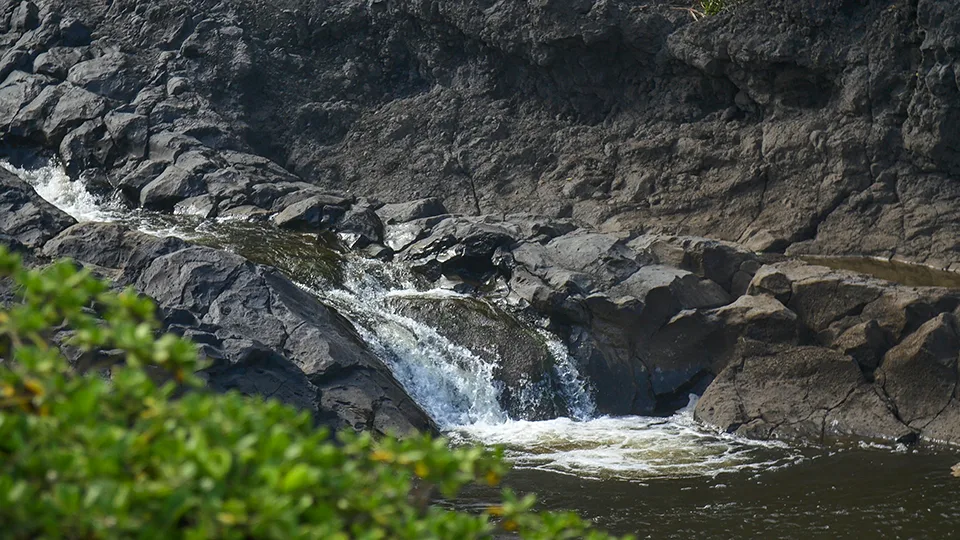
[2,160,120,223]
[452,398,802,481]
[10,160,802,480]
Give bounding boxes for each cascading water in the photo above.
[7,159,805,483]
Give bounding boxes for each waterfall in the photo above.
[8,159,803,481]
[309,255,600,429]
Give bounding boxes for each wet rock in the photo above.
[115,159,165,203]
[336,206,385,249]
[0,168,76,248]
[391,295,562,420]
[174,194,217,219]
[43,222,436,436]
[272,195,345,231]
[59,119,114,176]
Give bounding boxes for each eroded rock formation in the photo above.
[0,0,959,446]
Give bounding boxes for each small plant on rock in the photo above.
[700,0,734,16]
[0,245,626,539]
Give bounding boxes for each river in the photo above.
[9,159,960,538]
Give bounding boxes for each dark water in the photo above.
[459,447,960,538]
[802,256,960,289]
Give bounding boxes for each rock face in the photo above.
[0,0,956,268]
[696,262,960,445]
[42,222,435,435]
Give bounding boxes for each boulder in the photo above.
[59,119,115,176]
[0,49,32,82]
[629,235,760,293]
[10,1,39,32]
[33,47,84,79]
[103,111,148,159]
[67,52,142,101]
[875,314,960,429]
[11,83,108,144]
[139,165,205,210]
[272,195,345,231]
[0,168,76,248]
[336,206,385,249]
[0,71,51,132]
[59,18,92,47]
[695,341,913,444]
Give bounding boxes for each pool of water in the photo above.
[802,256,960,288]
[460,446,960,538]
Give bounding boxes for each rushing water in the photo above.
[10,159,960,538]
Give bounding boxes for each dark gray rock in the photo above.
[336,206,384,249]
[11,83,108,144]
[115,159,166,203]
[695,341,913,444]
[59,18,91,47]
[0,71,50,131]
[629,235,760,294]
[174,195,217,219]
[139,165,205,210]
[272,195,345,231]
[67,52,142,102]
[10,2,38,32]
[33,47,84,79]
[0,168,76,248]
[0,49,32,82]
[103,111,148,160]
[59,119,114,176]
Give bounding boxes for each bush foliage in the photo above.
[0,246,626,539]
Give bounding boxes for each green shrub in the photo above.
[0,246,626,539]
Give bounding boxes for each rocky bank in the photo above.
[0,0,959,446]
